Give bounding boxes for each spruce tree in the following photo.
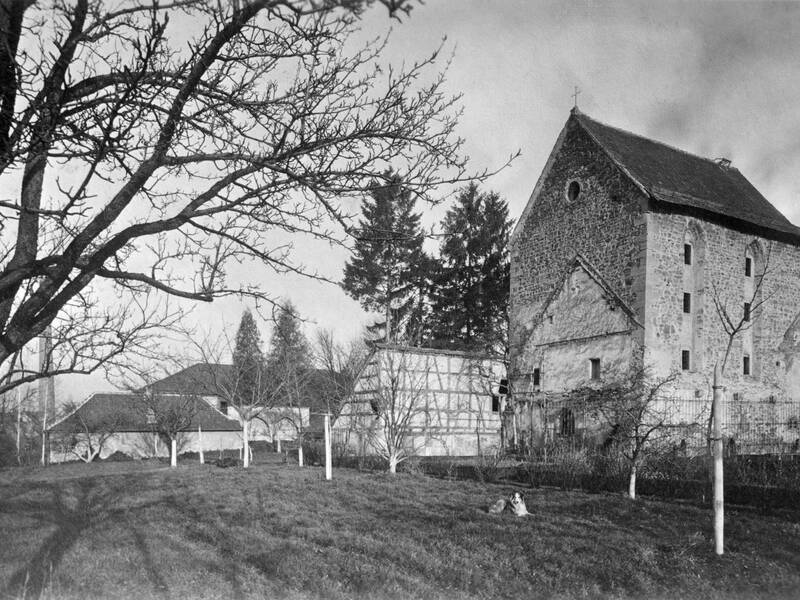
[267,301,311,371]
[428,183,512,354]
[232,309,266,406]
[267,301,312,407]
[342,172,427,343]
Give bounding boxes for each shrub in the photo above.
[0,431,17,467]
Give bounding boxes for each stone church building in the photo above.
[510,108,800,446]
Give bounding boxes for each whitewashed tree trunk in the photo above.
[170,439,177,467]
[242,420,250,468]
[298,444,304,467]
[628,464,637,500]
[324,413,332,480]
[712,364,724,555]
[198,426,204,464]
[276,437,281,453]
[16,387,21,460]
[389,454,398,474]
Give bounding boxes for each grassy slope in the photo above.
[1,460,799,600]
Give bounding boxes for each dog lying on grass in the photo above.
[488,491,530,517]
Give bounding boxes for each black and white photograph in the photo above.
[1,1,800,598]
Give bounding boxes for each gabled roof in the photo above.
[48,392,240,434]
[536,253,643,331]
[142,363,232,396]
[143,362,326,409]
[573,110,800,240]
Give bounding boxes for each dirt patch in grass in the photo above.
[1,460,799,599]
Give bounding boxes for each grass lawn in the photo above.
[1,458,799,600]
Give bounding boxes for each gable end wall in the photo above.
[510,118,647,378]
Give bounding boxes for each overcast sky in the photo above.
[62,0,800,399]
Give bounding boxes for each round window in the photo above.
[567,180,581,202]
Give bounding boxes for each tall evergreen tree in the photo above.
[267,301,313,408]
[230,309,267,468]
[232,309,266,407]
[267,301,312,371]
[342,172,427,343]
[428,183,512,354]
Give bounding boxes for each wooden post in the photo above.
[198,426,204,465]
[324,413,332,481]
[712,363,724,555]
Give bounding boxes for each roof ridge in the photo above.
[575,111,734,171]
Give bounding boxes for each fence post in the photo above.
[712,363,724,555]
[198,426,204,465]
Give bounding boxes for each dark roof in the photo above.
[144,363,328,409]
[48,393,240,434]
[143,363,232,395]
[573,110,800,240]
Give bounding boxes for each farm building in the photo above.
[144,363,310,446]
[46,392,241,463]
[47,362,312,462]
[509,108,800,452]
[333,344,507,462]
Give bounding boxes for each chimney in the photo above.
[715,157,732,168]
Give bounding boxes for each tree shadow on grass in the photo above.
[3,477,118,598]
[168,494,246,600]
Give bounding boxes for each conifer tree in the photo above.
[230,309,267,468]
[342,172,427,343]
[428,183,512,354]
[267,302,312,372]
[232,310,266,407]
[267,301,313,410]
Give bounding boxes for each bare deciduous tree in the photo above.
[56,399,122,463]
[314,329,369,422]
[0,0,502,394]
[138,390,199,467]
[595,368,681,500]
[363,347,432,473]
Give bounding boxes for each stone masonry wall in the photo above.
[510,116,647,379]
[645,211,800,403]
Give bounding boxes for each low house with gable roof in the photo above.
[47,362,313,462]
[46,391,241,462]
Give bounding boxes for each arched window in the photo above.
[743,240,764,377]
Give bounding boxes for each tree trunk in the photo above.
[712,364,724,555]
[388,453,398,474]
[198,426,204,465]
[298,444,303,467]
[324,413,332,480]
[242,420,250,468]
[170,438,177,467]
[628,463,637,500]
